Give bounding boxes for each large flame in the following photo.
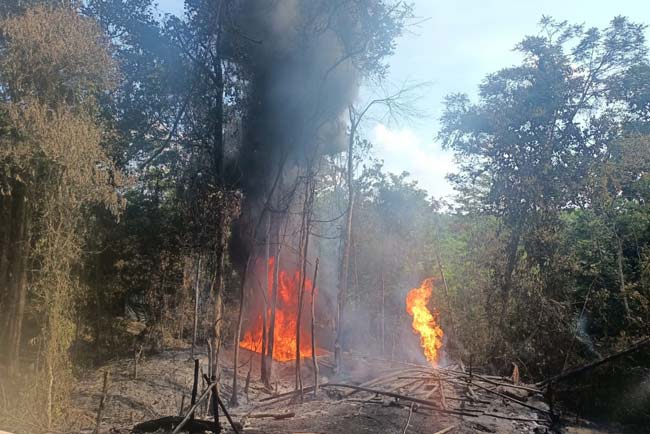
[405,278,444,364]
[239,257,321,362]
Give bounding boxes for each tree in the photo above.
[0,5,122,427]
[439,16,648,319]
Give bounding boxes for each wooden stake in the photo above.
[133,339,143,380]
[190,359,199,421]
[206,339,213,415]
[204,374,239,434]
[179,395,185,416]
[93,371,109,434]
[171,380,219,434]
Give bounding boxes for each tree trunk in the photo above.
[208,0,226,395]
[380,265,385,356]
[266,224,282,380]
[295,179,314,400]
[4,184,30,372]
[497,224,521,329]
[310,258,320,397]
[615,232,632,320]
[231,256,250,406]
[434,245,458,344]
[192,257,202,360]
[211,223,225,384]
[335,116,355,373]
[0,194,11,321]
[261,213,271,386]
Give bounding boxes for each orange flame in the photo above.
[405,278,444,364]
[239,257,321,362]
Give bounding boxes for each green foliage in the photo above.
[437,17,650,381]
[0,5,123,429]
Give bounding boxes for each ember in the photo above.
[240,257,322,362]
[405,278,444,364]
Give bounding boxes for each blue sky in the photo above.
[158,0,650,199]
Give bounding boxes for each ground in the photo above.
[60,342,576,434]
[64,345,620,434]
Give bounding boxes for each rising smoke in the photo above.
[226,0,421,367]
[232,0,359,203]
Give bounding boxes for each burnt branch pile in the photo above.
[237,354,557,434]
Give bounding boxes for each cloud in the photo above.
[371,123,456,198]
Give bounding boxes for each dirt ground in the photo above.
[66,344,573,434]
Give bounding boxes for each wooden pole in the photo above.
[190,359,199,421]
[204,374,240,434]
[206,340,213,415]
[171,380,218,434]
[310,258,320,397]
[538,336,650,387]
[93,371,109,434]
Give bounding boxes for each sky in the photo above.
[157,0,650,199]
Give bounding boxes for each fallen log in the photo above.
[259,383,323,402]
[469,382,551,415]
[246,411,295,420]
[537,336,650,387]
[434,367,543,394]
[483,412,549,423]
[321,383,481,417]
[345,368,422,397]
[432,426,455,434]
[133,416,219,433]
[475,376,541,394]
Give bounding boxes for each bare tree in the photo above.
[295,174,317,401]
[335,83,427,372]
[230,256,251,406]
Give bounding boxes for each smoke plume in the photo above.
[232,0,359,202]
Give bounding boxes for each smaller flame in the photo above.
[405,278,444,364]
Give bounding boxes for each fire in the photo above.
[239,257,321,362]
[405,278,444,364]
